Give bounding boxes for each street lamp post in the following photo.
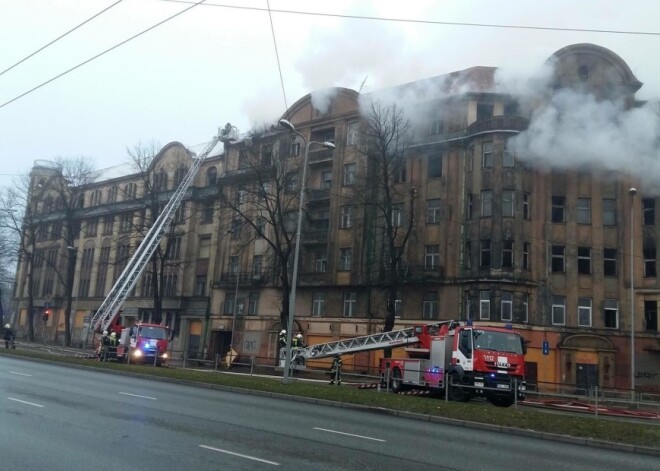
[67,246,78,349]
[629,187,637,400]
[230,254,240,355]
[279,118,335,383]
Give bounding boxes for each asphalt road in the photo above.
[0,355,657,471]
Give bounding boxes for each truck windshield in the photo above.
[138,326,168,340]
[473,330,523,354]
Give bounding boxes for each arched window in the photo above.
[174,165,188,186]
[206,166,217,186]
[154,169,168,190]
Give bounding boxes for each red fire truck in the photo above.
[294,320,526,407]
[115,322,170,366]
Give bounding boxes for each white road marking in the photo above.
[7,397,44,408]
[9,371,32,377]
[314,427,386,442]
[118,392,157,400]
[199,445,280,465]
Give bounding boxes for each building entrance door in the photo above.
[576,363,598,395]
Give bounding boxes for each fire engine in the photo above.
[116,322,170,366]
[292,320,526,407]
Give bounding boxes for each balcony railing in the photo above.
[308,148,334,164]
[307,188,331,202]
[378,265,445,283]
[215,270,272,288]
[467,115,528,136]
[297,271,334,285]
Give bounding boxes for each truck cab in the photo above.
[117,323,170,366]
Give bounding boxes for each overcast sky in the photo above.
[1,0,660,189]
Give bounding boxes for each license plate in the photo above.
[474,381,484,387]
[496,384,510,389]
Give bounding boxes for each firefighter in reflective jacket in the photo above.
[278,330,287,348]
[99,331,110,361]
[329,355,342,385]
[108,332,119,360]
[292,333,304,349]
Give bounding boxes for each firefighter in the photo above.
[3,323,15,349]
[99,331,110,361]
[108,332,119,361]
[329,355,342,385]
[278,329,287,348]
[295,333,305,348]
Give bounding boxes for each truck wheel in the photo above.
[490,395,515,407]
[390,368,403,393]
[448,373,469,402]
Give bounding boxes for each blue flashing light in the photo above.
[466,319,473,326]
[505,323,513,330]
[490,373,495,378]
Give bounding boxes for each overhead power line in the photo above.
[162,0,660,37]
[266,0,288,115]
[0,1,124,79]
[0,0,208,110]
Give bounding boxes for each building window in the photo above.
[343,163,356,186]
[501,291,513,321]
[340,205,353,229]
[482,142,493,168]
[255,216,266,237]
[312,292,325,317]
[643,198,655,226]
[552,196,565,223]
[426,199,441,224]
[577,198,591,224]
[107,185,117,203]
[603,198,616,226]
[120,212,132,233]
[321,170,332,189]
[202,201,214,224]
[247,292,259,315]
[315,252,327,273]
[502,240,514,268]
[479,290,490,320]
[429,117,444,135]
[391,203,403,227]
[644,246,657,277]
[85,217,98,237]
[251,255,263,276]
[603,248,617,276]
[644,300,658,332]
[577,247,591,275]
[467,194,473,220]
[195,276,207,296]
[480,240,491,267]
[422,292,439,319]
[551,245,565,272]
[523,193,530,220]
[481,190,493,217]
[521,293,529,323]
[347,122,359,146]
[291,141,301,157]
[552,295,566,325]
[425,245,440,269]
[343,291,357,317]
[339,248,352,271]
[477,103,494,121]
[465,241,471,269]
[394,159,407,183]
[502,190,515,217]
[428,155,442,178]
[206,166,217,186]
[523,242,530,270]
[603,299,618,329]
[578,297,592,327]
[503,143,515,167]
[394,292,402,318]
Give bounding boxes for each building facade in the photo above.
[11,43,659,392]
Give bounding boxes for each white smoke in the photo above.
[510,89,660,190]
[310,88,336,114]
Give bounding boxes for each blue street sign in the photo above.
[542,340,549,355]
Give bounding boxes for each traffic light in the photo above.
[43,309,51,322]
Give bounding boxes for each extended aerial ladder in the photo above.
[290,320,459,363]
[89,130,222,335]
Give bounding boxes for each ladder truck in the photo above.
[85,130,222,348]
[291,320,527,407]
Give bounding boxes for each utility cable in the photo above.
[0,1,124,78]
[266,0,288,116]
[162,0,660,37]
[0,0,207,110]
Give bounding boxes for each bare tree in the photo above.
[216,124,302,333]
[126,141,195,324]
[358,100,417,335]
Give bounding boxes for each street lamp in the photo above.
[629,187,637,400]
[226,229,247,364]
[67,245,78,348]
[279,118,335,383]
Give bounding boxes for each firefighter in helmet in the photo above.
[278,329,287,348]
[3,323,15,349]
[99,331,110,361]
[108,332,119,361]
[329,355,342,385]
[294,333,305,348]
